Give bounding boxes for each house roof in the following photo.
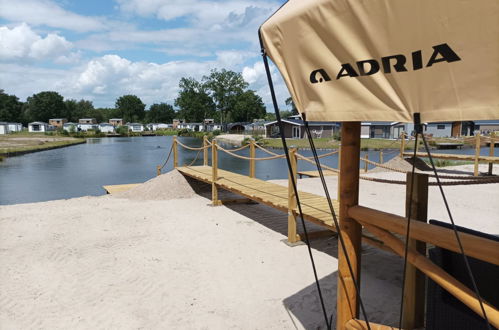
[474,120,499,125]
[29,122,48,125]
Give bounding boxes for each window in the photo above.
[437,125,446,130]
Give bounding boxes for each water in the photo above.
[0,136,496,205]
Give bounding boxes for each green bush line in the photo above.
[0,139,86,157]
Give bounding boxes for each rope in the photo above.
[159,144,174,170]
[217,144,285,161]
[255,143,281,156]
[296,149,339,160]
[176,139,210,151]
[296,154,340,172]
[185,149,202,167]
[223,143,250,152]
[420,133,492,329]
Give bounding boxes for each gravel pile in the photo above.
[115,170,209,200]
[370,156,431,173]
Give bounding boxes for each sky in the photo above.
[0,0,289,110]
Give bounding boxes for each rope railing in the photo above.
[296,154,340,173]
[254,142,281,156]
[176,139,211,151]
[296,149,339,160]
[217,144,286,161]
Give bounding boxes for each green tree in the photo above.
[115,95,145,122]
[64,99,95,122]
[174,77,215,122]
[229,90,266,122]
[203,69,248,127]
[25,91,65,122]
[0,90,23,123]
[146,103,175,123]
[285,97,298,116]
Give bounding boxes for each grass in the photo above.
[0,135,85,156]
[261,137,419,150]
[432,159,474,167]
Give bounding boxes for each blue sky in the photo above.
[0,0,288,109]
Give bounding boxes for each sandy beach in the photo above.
[1,164,498,329]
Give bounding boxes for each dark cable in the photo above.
[398,114,421,328]
[420,133,491,330]
[304,122,371,330]
[259,34,331,329]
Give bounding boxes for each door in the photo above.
[292,126,300,138]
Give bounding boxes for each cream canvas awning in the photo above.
[260,0,499,122]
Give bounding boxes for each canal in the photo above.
[0,136,496,205]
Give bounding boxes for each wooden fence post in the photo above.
[489,132,495,175]
[287,148,298,243]
[474,132,481,176]
[203,135,208,166]
[156,165,161,176]
[211,139,220,206]
[249,139,256,178]
[400,132,406,158]
[379,150,384,164]
[336,122,362,329]
[173,136,178,168]
[364,153,369,172]
[402,172,429,330]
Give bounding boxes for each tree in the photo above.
[115,95,145,122]
[64,99,95,122]
[285,97,298,116]
[0,90,23,123]
[146,103,175,123]
[25,91,65,122]
[203,69,248,126]
[174,77,215,122]
[229,90,266,122]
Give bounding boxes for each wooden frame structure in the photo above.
[337,122,499,329]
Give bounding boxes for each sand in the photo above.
[0,164,498,329]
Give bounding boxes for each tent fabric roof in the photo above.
[260,0,499,123]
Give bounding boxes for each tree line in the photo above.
[0,68,269,126]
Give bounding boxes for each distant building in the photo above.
[147,123,171,131]
[28,122,48,132]
[109,118,124,126]
[0,122,8,134]
[63,122,78,132]
[79,118,97,124]
[227,122,247,134]
[99,123,115,133]
[264,119,340,138]
[7,123,23,133]
[78,123,99,131]
[172,119,185,129]
[49,118,67,128]
[425,122,453,138]
[474,120,499,135]
[126,123,144,132]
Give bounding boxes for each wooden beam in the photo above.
[173,135,178,168]
[287,148,298,243]
[360,222,499,329]
[249,139,256,178]
[211,139,220,206]
[156,165,161,176]
[345,319,397,330]
[400,132,405,158]
[203,135,208,166]
[379,150,383,164]
[337,122,362,330]
[364,153,368,172]
[402,173,428,330]
[348,206,499,266]
[489,132,495,175]
[474,132,481,176]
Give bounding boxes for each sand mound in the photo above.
[115,170,209,200]
[370,156,431,173]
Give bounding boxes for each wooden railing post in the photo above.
[337,146,341,203]
[474,132,481,176]
[489,132,495,175]
[211,139,220,206]
[249,139,256,178]
[400,132,406,158]
[379,150,384,164]
[287,148,298,243]
[203,135,208,166]
[402,172,428,330]
[173,136,178,168]
[364,153,369,172]
[337,122,362,329]
[156,165,161,176]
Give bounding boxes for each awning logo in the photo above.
[310,43,461,84]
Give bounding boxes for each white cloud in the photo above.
[0,0,106,32]
[0,23,76,62]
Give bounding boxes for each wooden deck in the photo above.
[403,152,499,163]
[103,183,141,194]
[177,165,339,231]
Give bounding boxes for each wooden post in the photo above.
[173,136,178,168]
[211,139,220,206]
[379,150,384,164]
[474,132,481,176]
[489,132,495,175]
[156,165,161,176]
[400,132,406,158]
[249,139,256,178]
[287,148,298,243]
[203,135,208,166]
[336,122,362,329]
[364,153,369,172]
[402,172,428,330]
[337,145,341,204]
